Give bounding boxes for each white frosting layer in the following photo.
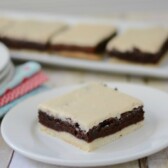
[107,28,168,54]
[39,83,143,131]
[50,24,116,47]
[1,20,67,43]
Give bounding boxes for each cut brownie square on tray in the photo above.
[106,28,168,64]
[49,24,117,60]
[0,20,67,50]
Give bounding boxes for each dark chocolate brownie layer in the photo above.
[108,38,168,64]
[38,106,144,142]
[0,37,47,50]
[50,33,117,53]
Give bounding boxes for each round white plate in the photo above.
[0,43,10,73]
[2,82,168,167]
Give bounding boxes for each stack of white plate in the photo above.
[0,43,15,87]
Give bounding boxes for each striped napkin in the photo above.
[0,71,48,107]
[0,86,48,118]
[0,61,48,118]
[0,61,41,96]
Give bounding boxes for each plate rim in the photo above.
[1,82,168,167]
[0,61,11,81]
[0,62,15,87]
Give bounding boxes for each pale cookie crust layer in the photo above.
[39,83,143,131]
[54,51,103,60]
[107,28,168,53]
[39,121,144,151]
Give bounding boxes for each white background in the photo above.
[0,0,167,16]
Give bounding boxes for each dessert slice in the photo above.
[38,83,144,151]
[106,28,168,64]
[49,24,117,60]
[0,20,67,50]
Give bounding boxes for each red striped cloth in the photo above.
[0,71,48,107]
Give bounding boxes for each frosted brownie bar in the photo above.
[0,20,67,50]
[106,28,168,64]
[38,83,144,151]
[49,24,117,58]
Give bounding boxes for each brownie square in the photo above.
[38,83,144,151]
[0,20,67,50]
[106,28,168,64]
[49,24,117,59]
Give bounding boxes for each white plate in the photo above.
[0,11,168,78]
[0,43,10,74]
[2,82,168,167]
